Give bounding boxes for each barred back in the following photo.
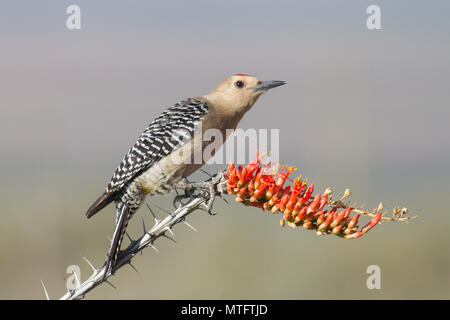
[107,97,209,194]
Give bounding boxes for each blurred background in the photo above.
[0,0,449,299]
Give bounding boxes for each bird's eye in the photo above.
[235,80,244,88]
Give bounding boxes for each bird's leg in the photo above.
[173,177,196,208]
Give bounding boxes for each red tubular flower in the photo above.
[348,213,360,229]
[303,221,313,229]
[225,154,386,240]
[318,212,334,231]
[274,193,290,213]
[319,194,328,210]
[307,193,321,214]
[250,180,267,202]
[254,171,262,189]
[302,184,314,203]
[344,231,364,239]
[330,209,346,228]
[332,225,343,235]
[361,213,382,233]
[285,180,304,214]
[316,212,325,225]
[227,162,235,174]
[294,207,307,223]
[267,192,280,208]
[275,165,296,189]
[292,198,306,215]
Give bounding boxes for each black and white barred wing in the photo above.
[86,98,209,218]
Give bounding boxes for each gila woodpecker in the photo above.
[86,74,285,272]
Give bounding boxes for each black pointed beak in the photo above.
[251,80,286,92]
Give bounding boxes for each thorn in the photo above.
[105,280,116,289]
[145,203,158,221]
[40,280,50,300]
[141,218,147,234]
[73,269,81,289]
[155,205,173,217]
[107,236,112,242]
[128,261,139,274]
[125,231,133,242]
[201,203,210,210]
[162,232,176,243]
[197,206,209,214]
[164,226,175,237]
[199,203,215,215]
[81,255,97,273]
[149,243,160,253]
[183,220,198,232]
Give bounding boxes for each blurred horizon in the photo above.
[0,0,449,299]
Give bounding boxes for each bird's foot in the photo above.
[173,177,196,208]
[174,171,227,215]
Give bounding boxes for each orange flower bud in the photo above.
[345,231,363,239]
[265,184,276,199]
[319,194,328,210]
[330,210,346,228]
[361,212,382,233]
[268,193,280,207]
[303,183,314,202]
[343,207,352,221]
[275,193,290,212]
[318,212,333,231]
[332,225,343,235]
[344,227,355,235]
[285,202,294,214]
[307,193,321,214]
[348,213,360,229]
[227,161,235,174]
[303,221,312,229]
[316,212,325,225]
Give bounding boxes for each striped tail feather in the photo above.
[86,190,116,218]
[104,204,133,273]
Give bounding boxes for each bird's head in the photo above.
[205,74,285,114]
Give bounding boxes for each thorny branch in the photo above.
[57,172,228,300]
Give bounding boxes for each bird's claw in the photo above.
[174,171,227,215]
[173,188,195,208]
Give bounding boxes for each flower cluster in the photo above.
[225,154,382,239]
